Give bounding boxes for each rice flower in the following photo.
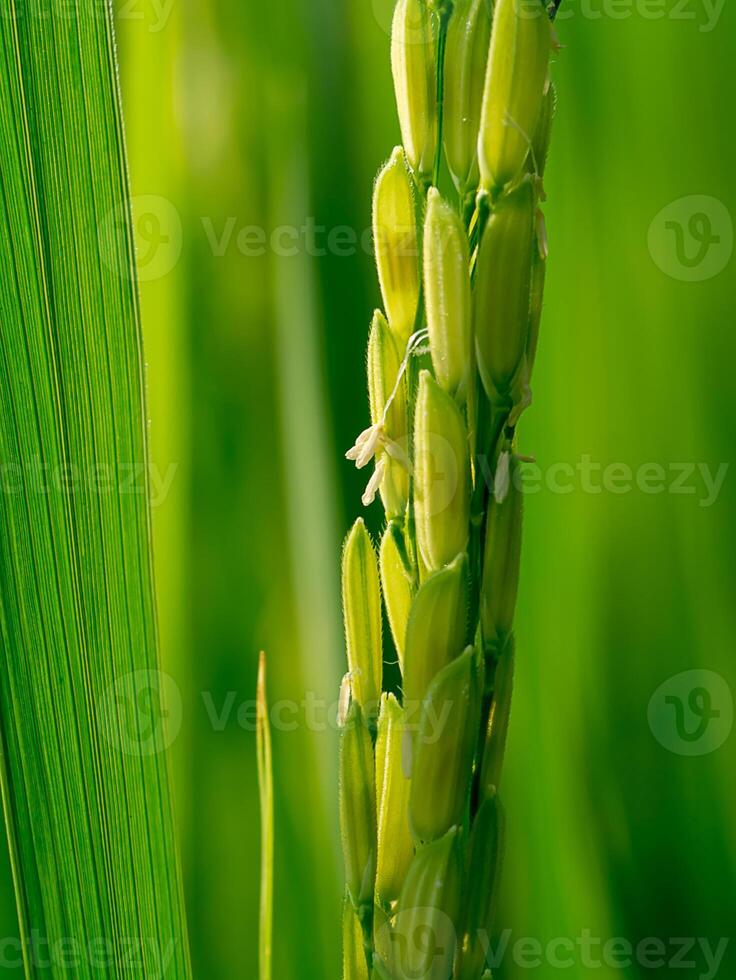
[413,371,471,573]
[373,148,420,344]
[409,647,482,843]
[480,456,524,647]
[443,0,492,193]
[402,553,468,708]
[455,793,505,979]
[480,641,515,795]
[342,519,383,714]
[375,694,415,905]
[367,310,410,518]
[391,0,438,182]
[390,827,462,980]
[474,176,536,400]
[423,188,473,402]
[478,0,552,193]
[339,702,377,912]
[379,524,413,673]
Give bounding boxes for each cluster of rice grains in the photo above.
[341,0,561,976]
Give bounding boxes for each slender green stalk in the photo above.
[257,653,274,980]
[341,0,562,976]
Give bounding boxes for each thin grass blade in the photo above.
[257,653,274,980]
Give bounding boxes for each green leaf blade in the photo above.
[0,4,191,976]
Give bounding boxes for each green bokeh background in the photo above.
[2,0,735,976]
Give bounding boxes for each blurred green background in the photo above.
[2,0,735,977]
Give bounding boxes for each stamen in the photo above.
[362,457,386,507]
